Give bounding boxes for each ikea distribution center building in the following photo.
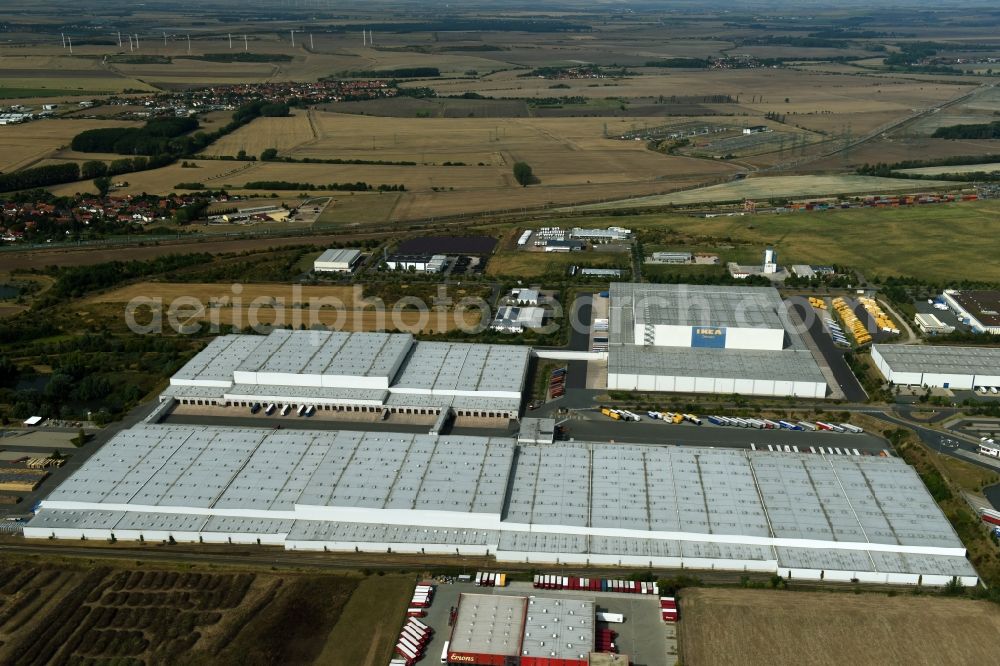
[606,283,828,398]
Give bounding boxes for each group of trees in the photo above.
[71,117,200,156]
[932,121,1000,140]
[0,163,79,193]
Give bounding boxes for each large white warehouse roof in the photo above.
[609,283,787,345]
[28,424,976,585]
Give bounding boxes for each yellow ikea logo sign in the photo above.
[695,328,723,336]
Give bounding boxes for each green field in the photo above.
[487,249,628,278]
[316,574,413,666]
[545,200,1000,282]
[314,193,401,229]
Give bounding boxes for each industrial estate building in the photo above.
[606,283,827,398]
[313,248,362,273]
[26,423,977,586]
[872,344,1000,390]
[941,289,1000,334]
[384,254,448,273]
[162,329,530,419]
[448,594,595,666]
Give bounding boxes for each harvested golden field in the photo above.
[569,174,960,209]
[201,111,319,156]
[200,111,735,219]
[0,118,141,172]
[90,282,486,334]
[413,68,972,115]
[678,588,1000,666]
[46,159,259,197]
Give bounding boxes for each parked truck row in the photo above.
[391,616,434,666]
[474,571,507,587]
[248,402,315,417]
[705,415,862,433]
[533,575,660,595]
[660,596,678,623]
[600,407,702,425]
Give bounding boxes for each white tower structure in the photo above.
[763,247,778,275]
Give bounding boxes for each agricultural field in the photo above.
[898,162,1000,176]
[568,174,961,209]
[0,557,375,666]
[554,200,1000,282]
[90,282,490,334]
[0,118,141,173]
[201,112,319,157]
[45,158,255,197]
[0,53,154,94]
[896,86,1000,138]
[678,588,1000,666]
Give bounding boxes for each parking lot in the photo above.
[415,578,672,666]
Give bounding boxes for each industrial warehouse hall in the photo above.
[25,423,977,587]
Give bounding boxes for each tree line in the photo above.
[242,180,406,192]
[0,163,79,193]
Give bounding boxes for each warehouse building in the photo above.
[313,248,362,273]
[447,594,595,666]
[606,283,827,398]
[914,313,955,336]
[872,344,1000,390]
[26,424,978,586]
[162,329,529,419]
[941,289,1000,334]
[384,253,448,273]
[490,306,546,333]
[649,251,693,264]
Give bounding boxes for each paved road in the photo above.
[787,298,867,402]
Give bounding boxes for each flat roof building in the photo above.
[873,344,1000,389]
[26,423,978,587]
[606,283,827,398]
[491,306,546,333]
[914,313,955,336]
[313,248,362,273]
[942,289,1000,334]
[164,330,529,418]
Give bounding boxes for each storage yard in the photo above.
[605,284,828,398]
[678,588,1000,666]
